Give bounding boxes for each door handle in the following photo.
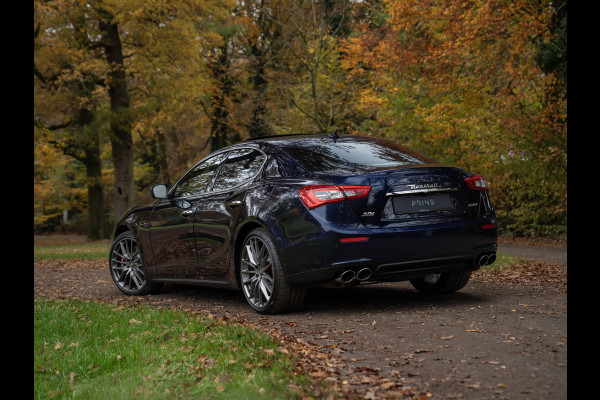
[227,200,242,207]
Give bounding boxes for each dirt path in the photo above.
[34,257,566,400]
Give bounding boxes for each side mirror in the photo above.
[150,184,169,199]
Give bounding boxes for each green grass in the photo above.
[34,241,111,260]
[34,298,316,400]
[481,251,526,271]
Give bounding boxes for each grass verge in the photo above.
[34,241,111,260]
[481,251,526,271]
[34,298,316,400]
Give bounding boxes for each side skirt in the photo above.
[150,278,239,290]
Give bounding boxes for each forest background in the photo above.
[33,0,567,242]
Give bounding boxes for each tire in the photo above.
[409,269,472,294]
[109,231,162,296]
[239,228,306,314]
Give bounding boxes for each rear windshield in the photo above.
[281,138,436,173]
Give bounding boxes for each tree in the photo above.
[270,0,353,134]
[35,0,233,230]
[238,0,282,138]
[34,2,110,239]
[96,5,137,220]
[536,0,567,98]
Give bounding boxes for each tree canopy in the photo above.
[34,0,567,241]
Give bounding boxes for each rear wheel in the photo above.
[239,228,306,314]
[409,269,472,294]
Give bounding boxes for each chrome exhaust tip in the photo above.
[339,270,356,284]
[478,254,489,267]
[356,268,372,281]
[487,253,496,265]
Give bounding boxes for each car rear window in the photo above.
[281,138,436,173]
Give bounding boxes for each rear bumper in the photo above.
[282,217,497,287]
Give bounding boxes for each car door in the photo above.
[193,148,267,277]
[148,152,229,278]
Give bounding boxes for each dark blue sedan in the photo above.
[109,134,497,314]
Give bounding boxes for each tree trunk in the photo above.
[99,16,136,221]
[209,43,236,152]
[76,106,107,240]
[247,49,271,138]
[84,137,108,240]
[156,130,170,184]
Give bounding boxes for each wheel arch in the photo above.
[113,224,131,239]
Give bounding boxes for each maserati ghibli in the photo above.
[109,133,497,314]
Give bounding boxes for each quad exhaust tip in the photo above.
[356,268,373,281]
[478,253,496,267]
[339,270,356,284]
[478,254,489,267]
[336,268,373,284]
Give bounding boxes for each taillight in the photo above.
[298,185,371,210]
[464,175,488,191]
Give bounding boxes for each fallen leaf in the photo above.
[364,390,377,399]
[380,381,397,390]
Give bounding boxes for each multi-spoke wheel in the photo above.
[241,235,275,309]
[239,229,306,314]
[109,231,160,295]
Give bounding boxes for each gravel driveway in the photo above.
[34,253,566,400]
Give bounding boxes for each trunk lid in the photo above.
[316,165,480,228]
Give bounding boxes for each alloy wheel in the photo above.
[110,236,147,293]
[241,235,275,310]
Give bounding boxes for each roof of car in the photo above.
[244,133,331,142]
[244,132,383,145]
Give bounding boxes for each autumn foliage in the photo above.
[34,0,566,240]
[341,0,566,239]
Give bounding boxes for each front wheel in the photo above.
[239,229,306,314]
[409,269,472,294]
[109,231,161,296]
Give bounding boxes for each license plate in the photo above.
[392,193,453,214]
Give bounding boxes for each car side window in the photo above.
[264,156,282,178]
[212,149,266,191]
[172,152,228,198]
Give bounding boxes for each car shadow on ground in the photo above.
[154,282,491,315]
[301,283,490,313]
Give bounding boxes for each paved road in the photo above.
[498,243,567,266]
